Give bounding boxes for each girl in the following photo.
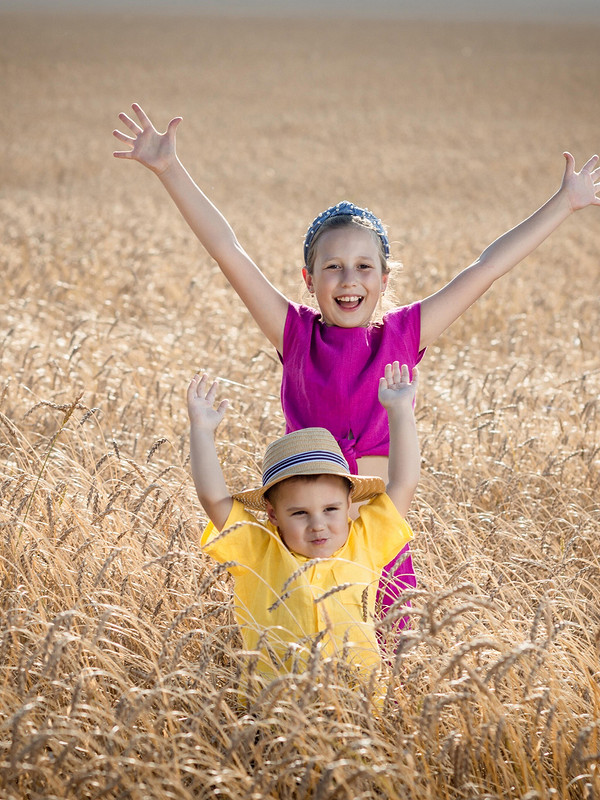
[113,103,600,630]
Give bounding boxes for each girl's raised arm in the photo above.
[419,152,600,350]
[113,104,289,352]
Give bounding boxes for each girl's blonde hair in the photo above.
[304,214,391,276]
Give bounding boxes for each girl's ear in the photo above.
[265,500,279,527]
[302,267,314,293]
[381,271,389,293]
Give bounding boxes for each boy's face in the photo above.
[265,475,352,559]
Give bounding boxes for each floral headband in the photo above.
[303,201,390,264]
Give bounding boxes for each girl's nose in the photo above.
[340,268,356,286]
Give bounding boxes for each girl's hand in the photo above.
[113,103,182,176]
[187,374,229,431]
[561,152,600,212]
[378,362,418,410]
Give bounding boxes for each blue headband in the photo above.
[303,201,390,264]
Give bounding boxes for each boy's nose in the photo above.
[310,516,325,531]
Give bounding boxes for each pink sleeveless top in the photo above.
[280,301,424,472]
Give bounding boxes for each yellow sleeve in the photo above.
[200,500,274,575]
[354,493,414,568]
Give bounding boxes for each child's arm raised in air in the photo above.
[113,104,289,352]
[187,374,234,530]
[378,362,420,517]
[419,152,600,349]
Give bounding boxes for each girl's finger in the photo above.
[112,129,135,144]
[132,102,152,129]
[118,112,142,133]
[581,154,599,173]
[166,117,183,139]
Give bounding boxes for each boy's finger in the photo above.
[384,362,393,384]
[187,374,200,399]
[205,379,219,403]
[400,363,410,383]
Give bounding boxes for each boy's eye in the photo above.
[291,510,307,517]
[325,263,341,270]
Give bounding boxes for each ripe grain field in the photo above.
[1,11,599,800]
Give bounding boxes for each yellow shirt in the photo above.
[201,493,413,680]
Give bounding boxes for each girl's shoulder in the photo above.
[381,301,421,330]
[382,300,420,320]
[285,300,321,330]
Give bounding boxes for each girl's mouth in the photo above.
[335,295,363,310]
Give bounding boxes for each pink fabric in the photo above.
[279,301,424,629]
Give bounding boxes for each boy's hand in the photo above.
[560,152,600,212]
[113,103,181,176]
[378,362,418,410]
[187,374,229,432]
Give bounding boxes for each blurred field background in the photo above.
[1,9,600,799]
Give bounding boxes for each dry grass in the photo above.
[1,11,600,799]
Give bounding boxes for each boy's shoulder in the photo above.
[349,493,413,562]
[201,500,277,559]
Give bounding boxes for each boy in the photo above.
[187,362,419,681]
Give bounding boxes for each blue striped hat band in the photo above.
[230,427,386,511]
[262,449,349,487]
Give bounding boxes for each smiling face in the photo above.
[265,474,352,559]
[303,224,389,328]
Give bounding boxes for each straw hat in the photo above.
[232,427,385,511]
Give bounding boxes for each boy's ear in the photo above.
[265,500,279,527]
[302,267,314,293]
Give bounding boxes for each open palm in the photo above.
[113,103,181,176]
[562,152,600,212]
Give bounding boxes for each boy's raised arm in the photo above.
[113,104,289,352]
[187,374,233,530]
[378,363,420,517]
[419,152,600,350]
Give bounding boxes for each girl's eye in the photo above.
[358,263,374,270]
[325,263,341,270]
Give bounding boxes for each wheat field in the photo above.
[1,10,599,799]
